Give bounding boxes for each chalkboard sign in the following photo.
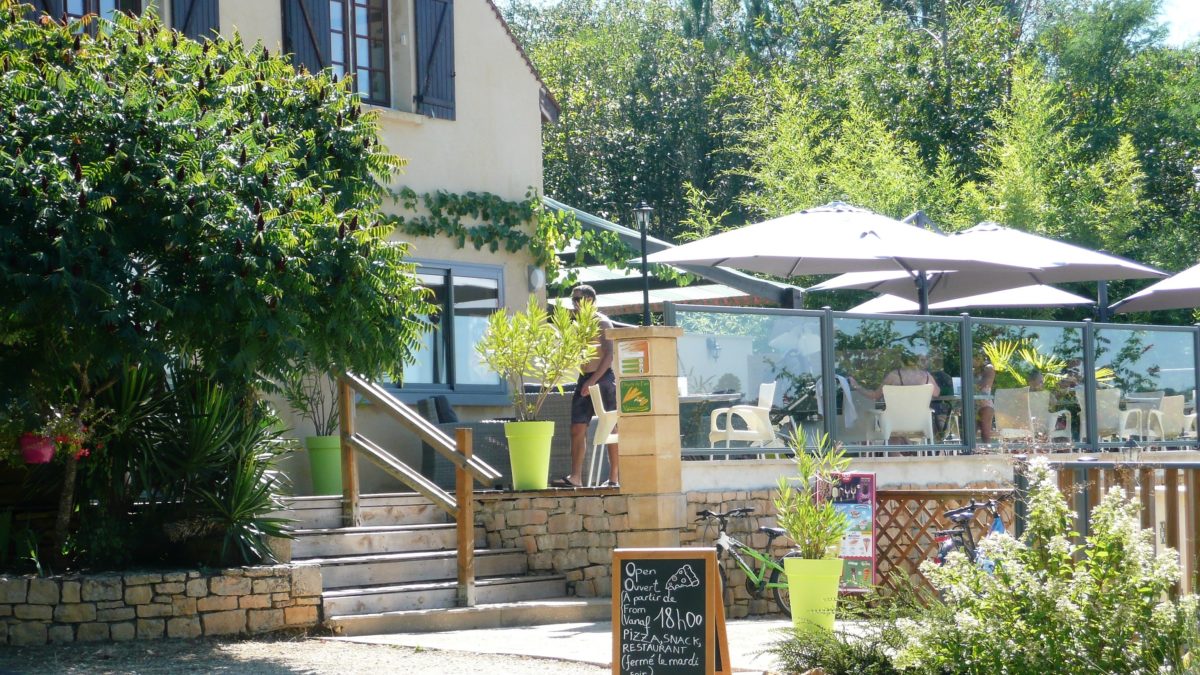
[611,548,729,675]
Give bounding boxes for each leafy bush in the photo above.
[895,457,1199,674]
[774,428,850,559]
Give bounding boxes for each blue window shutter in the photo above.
[281,0,330,74]
[414,0,454,120]
[171,0,218,41]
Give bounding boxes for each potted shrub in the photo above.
[281,370,342,496]
[476,296,599,490]
[774,427,851,632]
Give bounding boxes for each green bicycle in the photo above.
[696,506,797,616]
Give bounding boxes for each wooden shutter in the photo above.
[414,0,454,120]
[25,0,64,20]
[281,0,330,74]
[171,0,218,40]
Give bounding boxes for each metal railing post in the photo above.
[1013,455,1028,538]
[1082,320,1098,453]
[455,428,476,607]
[338,376,360,527]
[960,313,976,455]
[820,307,837,446]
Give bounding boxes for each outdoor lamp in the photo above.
[634,201,654,326]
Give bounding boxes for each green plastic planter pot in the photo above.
[784,556,844,633]
[503,421,554,490]
[305,435,342,495]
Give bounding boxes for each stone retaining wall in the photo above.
[473,489,787,618]
[0,564,321,646]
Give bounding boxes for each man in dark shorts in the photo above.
[552,284,618,488]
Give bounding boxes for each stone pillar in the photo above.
[608,326,685,547]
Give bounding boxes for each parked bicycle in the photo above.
[696,507,797,616]
[932,495,1010,571]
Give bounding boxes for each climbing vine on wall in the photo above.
[387,187,692,290]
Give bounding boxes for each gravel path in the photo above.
[0,634,609,675]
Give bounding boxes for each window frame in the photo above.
[329,0,392,107]
[392,260,508,405]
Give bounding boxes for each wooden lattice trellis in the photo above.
[875,488,1015,595]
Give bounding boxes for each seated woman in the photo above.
[974,354,996,442]
[854,350,941,401]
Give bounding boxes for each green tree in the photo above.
[0,5,429,560]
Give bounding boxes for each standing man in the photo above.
[552,284,618,488]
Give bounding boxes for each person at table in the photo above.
[974,353,996,442]
[853,350,941,401]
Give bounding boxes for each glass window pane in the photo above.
[1095,326,1197,444]
[370,39,387,68]
[407,272,448,385]
[67,0,85,16]
[356,69,369,95]
[99,0,116,18]
[330,1,343,31]
[331,63,345,79]
[452,276,501,386]
[370,71,387,103]
[674,309,821,452]
[971,322,1084,447]
[356,37,369,68]
[355,5,368,34]
[834,316,959,449]
[330,35,344,65]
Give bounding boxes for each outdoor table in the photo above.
[679,392,744,449]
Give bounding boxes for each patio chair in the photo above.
[585,384,619,486]
[994,387,1035,442]
[1029,390,1072,443]
[838,390,882,448]
[1147,395,1186,442]
[876,384,934,446]
[708,382,778,448]
[1080,388,1141,442]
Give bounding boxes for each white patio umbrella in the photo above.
[645,204,1051,313]
[847,284,1095,314]
[1110,261,1200,313]
[810,222,1164,307]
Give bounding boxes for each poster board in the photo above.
[832,472,877,592]
[612,548,729,675]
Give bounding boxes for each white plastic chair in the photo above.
[708,382,778,448]
[1147,395,1186,442]
[1029,390,1072,443]
[994,387,1034,442]
[1080,388,1141,442]
[877,384,934,445]
[585,384,619,486]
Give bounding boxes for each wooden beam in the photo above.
[1140,467,1156,533]
[338,377,360,527]
[456,428,476,608]
[1186,470,1200,595]
[348,433,457,516]
[343,373,501,483]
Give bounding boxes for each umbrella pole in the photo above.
[1096,280,1110,322]
[917,273,930,315]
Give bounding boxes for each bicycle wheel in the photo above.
[769,551,803,618]
[716,558,732,609]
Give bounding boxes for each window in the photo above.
[282,0,390,107]
[330,0,390,106]
[403,263,504,398]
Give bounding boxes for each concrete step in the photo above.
[310,548,529,589]
[322,574,568,616]
[291,524,485,558]
[280,493,450,529]
[327,597,612,636]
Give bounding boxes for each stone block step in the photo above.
[279,493,450,529]
[310,548,528,589]
[326,597,612,636]
[322,574,567,616]
[291,524,485,558]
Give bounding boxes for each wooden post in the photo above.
[338,377,360,527]
[1140,467,1156,533]
[456,427,476,607]
[1185,469,1200,595]
[1166,469,1181,595]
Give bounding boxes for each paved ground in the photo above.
[0,618,793,674]
[337,617,793,673]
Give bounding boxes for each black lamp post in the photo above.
[634,202,654,326]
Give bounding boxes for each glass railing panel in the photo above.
[672,307,824,454]
[831,314,963,451]
[1094,325,1197,447]
[972,321,1086,450]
